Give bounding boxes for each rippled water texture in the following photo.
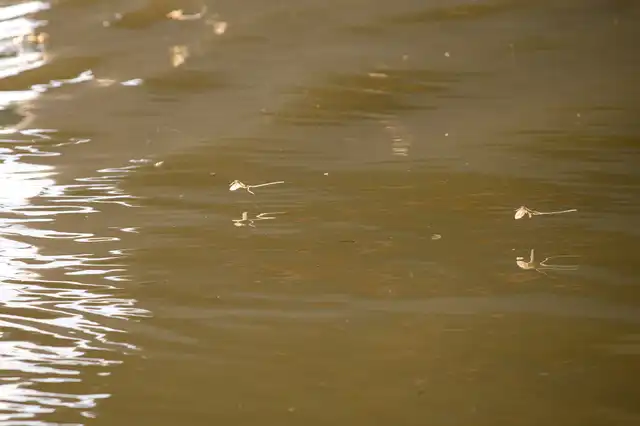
[1,0,640,424]
[1,3,149,422]
[0,126,149,419]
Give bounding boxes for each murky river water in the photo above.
[1,0,639,424]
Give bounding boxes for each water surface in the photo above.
[1,0,639,424]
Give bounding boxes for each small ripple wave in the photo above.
[0,127,149,423]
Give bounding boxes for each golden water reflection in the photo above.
[0,130,148,423]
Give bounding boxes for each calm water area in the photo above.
[1,0,639,424]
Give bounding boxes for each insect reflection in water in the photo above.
[232,211,285,227]
[516,249,579,276]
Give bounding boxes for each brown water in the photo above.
[1,0,640,424]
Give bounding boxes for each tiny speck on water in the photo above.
[431,234,442,240]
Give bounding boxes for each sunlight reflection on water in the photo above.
[0,128,148,422]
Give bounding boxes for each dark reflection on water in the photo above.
[271,68,481,126]
[386,0,519,24]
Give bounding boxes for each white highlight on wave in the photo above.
[0,130,149,423]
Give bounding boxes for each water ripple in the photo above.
[0,126,148,422]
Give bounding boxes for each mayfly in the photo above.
[229,180,284,195]
[514,205,577,220]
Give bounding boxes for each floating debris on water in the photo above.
[167,6,207,21]
[209,20,228,35]
[170,45,189,68]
